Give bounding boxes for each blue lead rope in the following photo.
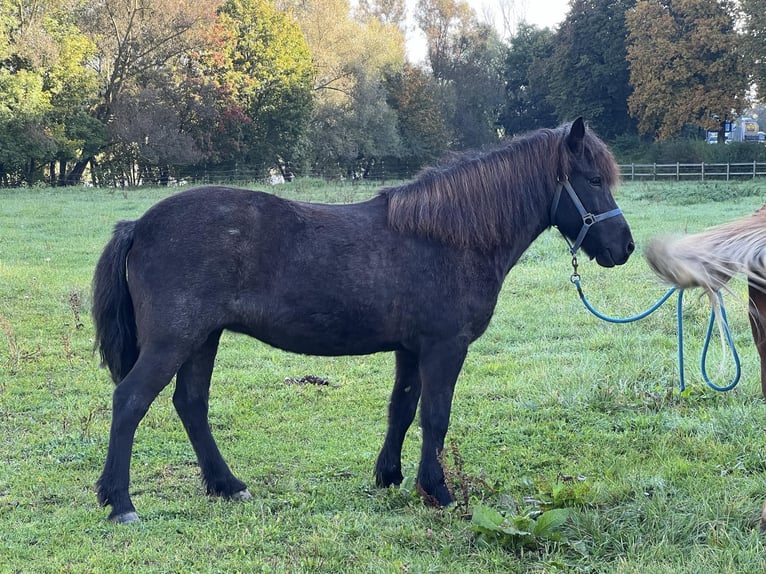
[571,277,676,324]
[696,290,741,392]
[571,276,741,392]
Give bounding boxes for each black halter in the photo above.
[550,178,623,256]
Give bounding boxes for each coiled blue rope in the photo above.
[571,276,741,392]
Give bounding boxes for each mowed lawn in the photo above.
[2,180,766,573]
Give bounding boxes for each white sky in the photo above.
[469,0,570,30]
[405,0,571,62]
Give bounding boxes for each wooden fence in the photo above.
[619,161,766,181]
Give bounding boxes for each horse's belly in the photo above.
[231,323,401,356]
[228,304,403,356]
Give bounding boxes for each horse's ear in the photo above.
[566,117,585,155]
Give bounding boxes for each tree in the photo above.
[66,0,219,183]
[447,23,506,148]
[546,0,636,139]
[626,0,748,140]
[739,0,766,100]
[415,0,505,149]
[384,64,451,170]
[285,0,404,96]
[284,0,407,175]
[105,80,205,186]
[414,0,474,80]
[306,65,401,177]
[356,0,406,28]
[44,23,104,185]
[210,0,314,175]
[0,66,55,184]
[0,0,103,185]
[499,23,557,137]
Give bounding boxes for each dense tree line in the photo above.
[0,0,763,187]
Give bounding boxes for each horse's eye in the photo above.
[589,177,602,187]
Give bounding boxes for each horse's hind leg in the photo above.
[748,283,766,399]
[173,330,249,500]
[96,346,183,523]
[375,349,421,488]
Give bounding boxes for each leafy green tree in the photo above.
[447,23,505,148]
[546,0,636,139]
[626,0,748,140]
[384,64,451,170]
[0,0,101,184]
[415,0,504,149]
[499,23,557,137]
[739,0,766,100]
[306,65,401,177]
[0,67,55,184]
[284,0,406,175]
[44,24,103,185]
[212,0,314,174]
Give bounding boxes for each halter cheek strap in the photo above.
[550,178,623,256]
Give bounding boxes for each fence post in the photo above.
[653,163,656,181]
[755,160,757,179]
[701,162,705,182]
[727,163,730,181]
[676,162,680,181]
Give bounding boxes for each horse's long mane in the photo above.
[381,123,620,250]
[645,206,766,294]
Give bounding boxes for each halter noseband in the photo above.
[550,178,623,256]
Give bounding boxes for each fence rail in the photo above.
[619,161,766,181]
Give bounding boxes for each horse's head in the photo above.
[551,118,635,268]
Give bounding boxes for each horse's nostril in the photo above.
[627,240,635,254]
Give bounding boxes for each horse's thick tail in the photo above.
[645,208,766,294]
[92,220,138,384]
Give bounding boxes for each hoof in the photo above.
[231,489,252,501]
[111,511,140,524]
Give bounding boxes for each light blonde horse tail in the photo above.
[644,207,766,294]
[644,206,766,367]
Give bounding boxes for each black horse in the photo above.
[92,118,634,523]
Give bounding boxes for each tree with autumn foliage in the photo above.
[204,0,314,177]
[626,0,748,141]
[70,0,220,183]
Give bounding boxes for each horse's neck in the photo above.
[492,213,554,279]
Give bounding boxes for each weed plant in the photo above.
[1,181,766,572]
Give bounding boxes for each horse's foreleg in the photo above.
[748,283,766,399]
[96,348,180,523]
[173,330,249,500]
[416,339,468,506]
[375,349,421,488]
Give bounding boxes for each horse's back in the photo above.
[125,185,502,356]
[126,186,399,351]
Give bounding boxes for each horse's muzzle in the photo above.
[596,239,634,268]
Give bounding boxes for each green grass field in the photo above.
[2,180,766,573]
